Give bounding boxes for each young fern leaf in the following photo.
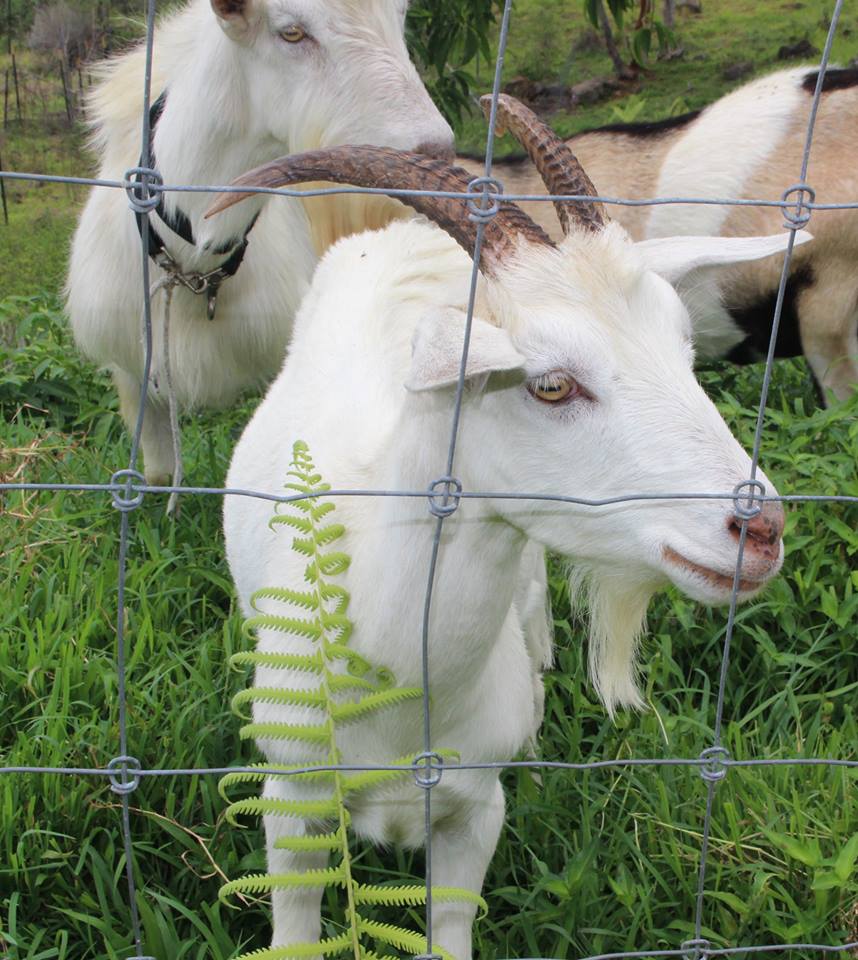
[219,867,348,903]
[353,884,489,918]
[218,765,336,800]
[221,441,478,960]
[356,919,455,960]
[231,686,327,716]
[228,934,354,960]
[230,651,324,674]
[238,721,330,745]
[225,797,345,827]
[273,831,343,853]
[250,586,320,610]
[243,614,322,640]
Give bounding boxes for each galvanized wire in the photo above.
[1,0,856,957]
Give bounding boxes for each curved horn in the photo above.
[481,93,607,235]
[204,145,554,276]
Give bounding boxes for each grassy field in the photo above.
[1,1,858,959]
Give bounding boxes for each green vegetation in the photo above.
[1,1,857,958]
[1,293,856,960]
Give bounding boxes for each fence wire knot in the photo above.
[681,938,711,960]
[108,755,142,794]
[467,176,503,223]
[111,469,146,512]
[732,479,765,521]
[699,746,730,784]
[124,165,163,214]
[412,752,444,789]
[781,182,816,230]
[427,476,462,518]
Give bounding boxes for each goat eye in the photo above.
[280,25,306,42]
[528,372,580,403]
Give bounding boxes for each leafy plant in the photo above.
[218,442,483,960]
[407,0,501,124]
[582,0,675,69]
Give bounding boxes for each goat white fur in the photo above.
[224,202,797,957]
[467,67,858,401]
[66,0,452,483]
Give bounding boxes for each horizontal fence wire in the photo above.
[1,0,857,957]
[4,166,858,213]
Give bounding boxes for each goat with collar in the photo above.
[66,0,454,486]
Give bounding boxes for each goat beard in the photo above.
[570,566,658,718]
[299,188,410,257]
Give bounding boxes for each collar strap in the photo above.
[133,91,258,289]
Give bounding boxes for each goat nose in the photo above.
[726,499,785,558]
[415,139,456,162]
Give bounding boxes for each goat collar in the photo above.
[133,91,259,320]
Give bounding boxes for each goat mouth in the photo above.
[662,546,765,594]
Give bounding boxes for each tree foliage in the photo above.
[582,0,674,69]
[407,0,502,124]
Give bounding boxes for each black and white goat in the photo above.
[463,67,855,401]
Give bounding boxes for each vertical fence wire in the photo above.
[0,1,856,958]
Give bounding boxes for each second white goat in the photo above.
[215,142,795,959]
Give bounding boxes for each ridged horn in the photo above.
[481,93,607,235]
[204,145,554,276]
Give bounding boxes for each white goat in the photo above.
[464,67,858,401]
[66,0,453,484]
[214,136,795,958]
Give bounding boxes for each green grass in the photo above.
[2,1,858,957]
[457,0,858,152]
[0,287,856,960]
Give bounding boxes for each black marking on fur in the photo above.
[801,66,858,93]
[724,264,814,363]
[581,110,702,137]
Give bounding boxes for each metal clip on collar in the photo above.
[154,251,227,320]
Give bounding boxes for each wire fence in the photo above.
[1,0,857,958]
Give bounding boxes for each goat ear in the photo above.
[635,230,813,284]
[210,0,257,39]
[406,308,525,392]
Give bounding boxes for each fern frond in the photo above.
[243,614,322,641]
[356,919,454,960]
[341,770,410,794]
[319,583,349,611]
[311,502,337,522]
[227,934,354,960]
[283,480,330,497]
[273,830,343,853]
[326,675,376,694]
[289,536,316,557]
[269,514,313,534]
[314,523,345,546]
[225,796,343,826]
[250,586,319,611]
[219,867,347,902]
[232,686,326,716]
[317,552,351,576]
[353,884,488,917]
[230,651,324,674]
[218,765,335,800]
[224,441,477,960]
[331,687,423,724]
[239,721,329,745]
[319,612,352,643]
[322,644,372,676]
